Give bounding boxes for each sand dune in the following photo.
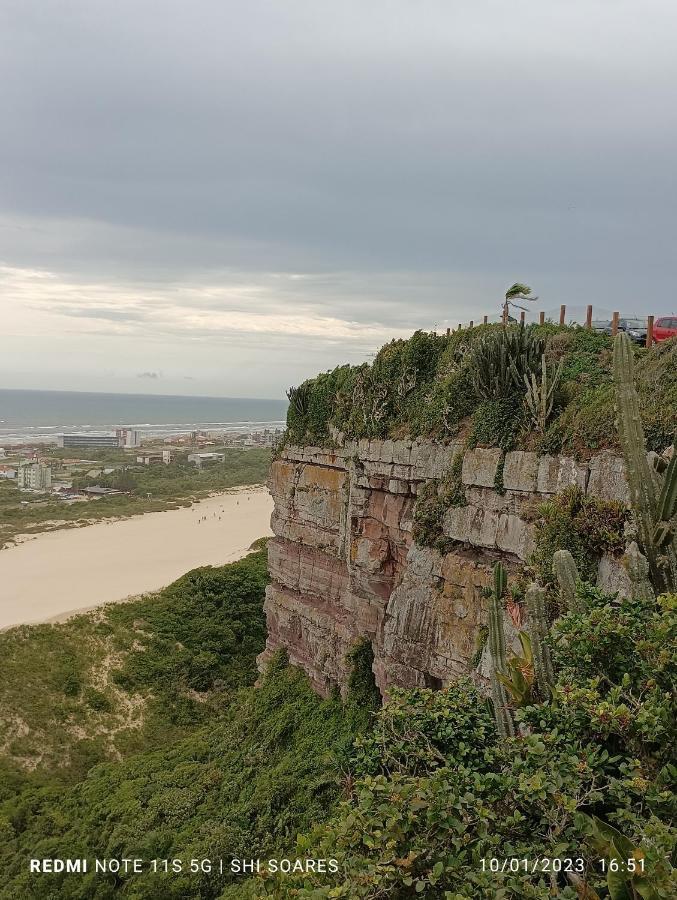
[0,487,273,630]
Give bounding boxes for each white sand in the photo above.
[0,487,273,630]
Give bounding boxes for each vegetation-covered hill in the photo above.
[0,548,379,899]
[0,549,270,780]
[285,326,677,456]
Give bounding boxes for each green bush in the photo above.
[531,485,628,582]
[468,397,524,450]
[266,587,676,899]
[283,324,677,455]
[411,457,465,551]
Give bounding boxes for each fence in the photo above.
[443,304,656,348]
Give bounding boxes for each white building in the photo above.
[116,428,141,448]
[187,451,225,468]
[18,461,52,491]
[136,450,171,465]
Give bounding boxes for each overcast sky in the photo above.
[1,1,676,398]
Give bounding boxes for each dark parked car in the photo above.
[591,319,611,333]
[653,316,677,343]
[602,317,647,343]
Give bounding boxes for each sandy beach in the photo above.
[0,487,273,630]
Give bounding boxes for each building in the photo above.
[81,485,123,497]
[59,434,120,449]
[187,451,225,468]
[115,428,141,448]
[17,461,52,491]
[0,465,17,480]
[137,450,171,466]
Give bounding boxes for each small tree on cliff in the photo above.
[502,282,538,323]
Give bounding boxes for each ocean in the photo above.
[0,389,288,445]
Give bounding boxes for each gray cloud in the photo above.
[1,0,676,395]
[137,371,160,380]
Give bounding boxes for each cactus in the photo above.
[525,583,555,694]
[486,562,515,737]
[622,541,655,603]
[553,549,584,613]
[613,332,677,593]
[286,383,311,417]
[471,325,545,400]
[524,352,564,433]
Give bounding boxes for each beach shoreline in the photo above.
[0,486,273,631]
[2,483,263,550]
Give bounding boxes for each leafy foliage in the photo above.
[0,652,378,900]
[265,587,676,899]
[531,485,628,583]
[283,323,677,456]
[0,550,269,781]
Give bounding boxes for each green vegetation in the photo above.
[0,549,379,899]
[0,448,270,548]
[531,485,628,584]
[265,586,676,899]
[283,325,677,456]
[0,550,269,780]
[411,455,466,552]
[613,333,677,593]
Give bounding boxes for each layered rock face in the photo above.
[257,439,629,697]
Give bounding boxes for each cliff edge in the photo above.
[257,436,630,696]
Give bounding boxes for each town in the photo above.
[0,425,282,501]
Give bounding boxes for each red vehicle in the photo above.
[653,316,677,343]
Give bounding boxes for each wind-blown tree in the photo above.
[503,282,538,323]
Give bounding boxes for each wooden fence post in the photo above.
[586,305,593,329]
[559,304,566,326]
[458,323,462,332]
[446,327,450,336]
[483,315,488,325]
[469,320,474,328]
[520,310,525,325]
[646,315,654,348]
[611,311,619,336]
[539,311,545,325]
[502,303,508,326]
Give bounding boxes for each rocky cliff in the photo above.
[257,438,630,697]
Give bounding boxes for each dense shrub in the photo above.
[467,396,525,450]
[0,651,380,900]
[530,485,628,582]
[266,588,676,899]
[412,454,465,551]
[283,324,677,456]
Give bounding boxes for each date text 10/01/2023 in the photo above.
[29,858,340,875]
[481,858,646,875]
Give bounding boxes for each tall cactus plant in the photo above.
[524,352,564,433]
[486,562,515,738]
[553,549,583,613]
[525,583,555,694]
[613,332,677,593]
[622,542,655,603]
